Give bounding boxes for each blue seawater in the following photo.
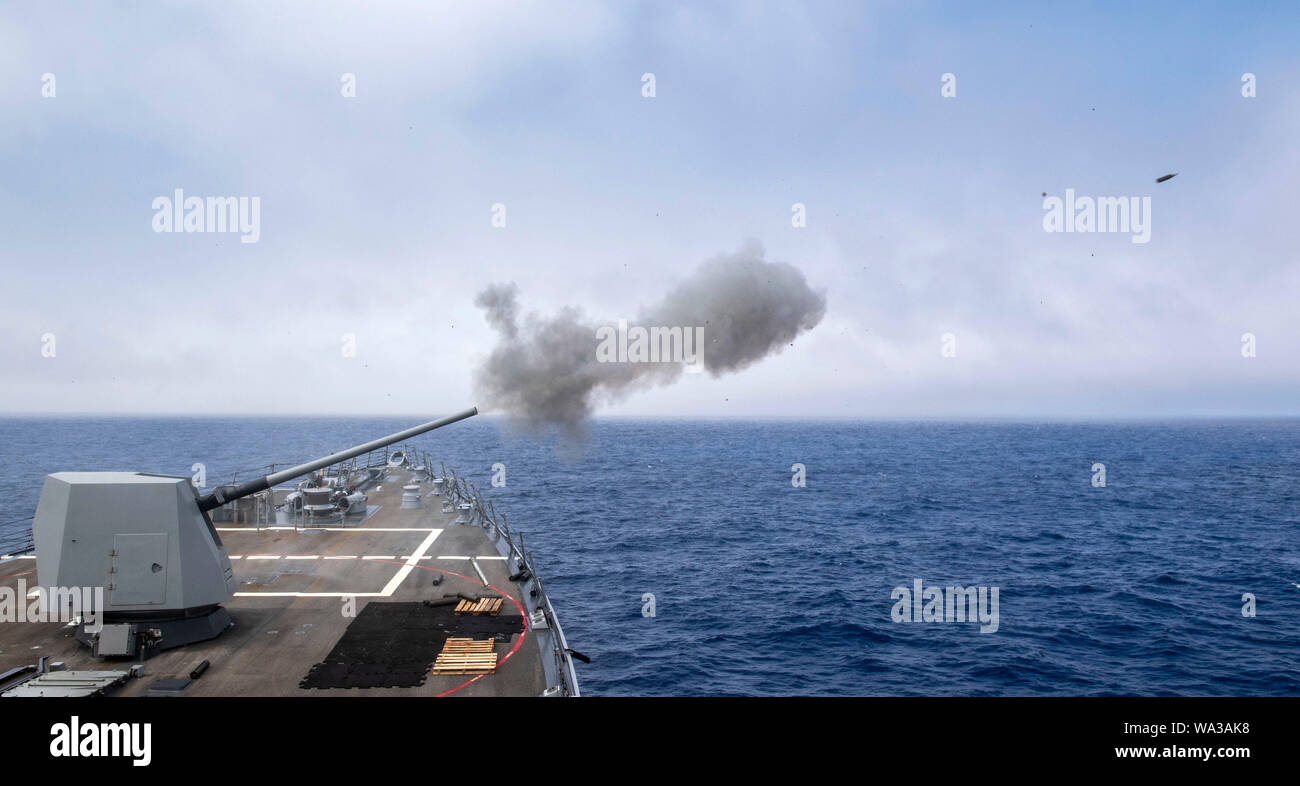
[1,417,1298,696]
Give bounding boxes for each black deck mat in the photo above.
[299,601,525,690]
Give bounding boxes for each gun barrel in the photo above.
[197,407,478,512]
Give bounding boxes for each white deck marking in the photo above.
[236,530,449,597]
[229,530,443,598]
[218,527,438,533]
[240,554,422,561]
[238,554,426,560]
[379,529,443,596]
[436,555,470,560]
[235,591,384,598]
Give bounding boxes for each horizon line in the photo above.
[2,411,1298,422]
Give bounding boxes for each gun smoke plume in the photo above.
[473,242,826,439]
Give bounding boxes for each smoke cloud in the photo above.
[473,242,827,438]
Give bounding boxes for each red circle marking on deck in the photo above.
[365,559,528,697]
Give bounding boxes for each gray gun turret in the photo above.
[31,407,478,658]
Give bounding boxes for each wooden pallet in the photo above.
[440,638,495,653]
[432,638,497,674]
[454,597,503,616]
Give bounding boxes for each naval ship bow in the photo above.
[0,408,581,697]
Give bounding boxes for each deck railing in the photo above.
[0,523,34,557]
[434,463,580,698]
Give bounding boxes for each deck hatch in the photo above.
[110,533,168,605]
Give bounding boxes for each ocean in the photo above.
[2,416,1298,696]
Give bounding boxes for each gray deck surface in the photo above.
[0,471,546,697]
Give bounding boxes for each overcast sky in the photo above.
[2,1,1297,418]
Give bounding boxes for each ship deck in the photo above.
[0,470,550,697]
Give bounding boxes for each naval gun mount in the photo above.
[31,407,478,659]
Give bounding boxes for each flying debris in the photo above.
[1155,173,1178,183]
